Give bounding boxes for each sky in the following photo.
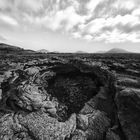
[0,0,140,53]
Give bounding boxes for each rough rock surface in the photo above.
[0,57,139,140]
[116,88,140,140]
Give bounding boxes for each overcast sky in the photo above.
[0,0,140,52]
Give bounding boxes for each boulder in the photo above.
[25,67,40,76]
[0,112,76,140]
[116,88,140,140]
[77,114,89,131]
[18,112,76,140]
[85,110,110,140]
[13,84,46,111]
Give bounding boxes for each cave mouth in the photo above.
[47,71,102,120]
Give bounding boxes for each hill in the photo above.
[0,43,23,51]
[106,48,129,53]
[37,49,49,53]
[0,43,35,54]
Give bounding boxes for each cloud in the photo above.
[26,4,89,32]
[0,14,18,26]
[132,9,140,16]
[76,10,140,43]
[45,6,87,31]
[71,32,82,39]
[0,0,140,43]
[119,0,135,10]
[81,14,139,34]
[93,30,140,43]
[0,0,89,31]
[86,0,103,13]
[83,34,93,41]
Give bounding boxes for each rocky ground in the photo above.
[0,54,140,140]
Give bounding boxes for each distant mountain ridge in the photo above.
[0,43,132,54]
[96,48,130,54]
[106,48,129,53]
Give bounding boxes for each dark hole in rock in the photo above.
[47,71,102,121]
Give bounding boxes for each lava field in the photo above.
[0,53,140,140]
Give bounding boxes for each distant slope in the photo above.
[0,43,23,51]
[37,49,49,53]
[0,43,35,54]
[75,51,88,53]
[106,48,129,53]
